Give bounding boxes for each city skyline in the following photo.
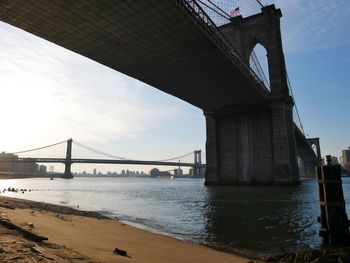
[0,0,349,172]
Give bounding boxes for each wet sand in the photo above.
[0,196,250,263]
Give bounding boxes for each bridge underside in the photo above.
[0,1,315,185]
[0,0,267,111]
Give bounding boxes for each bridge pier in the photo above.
[193,150,203,177]
[62,138,73,179]
[63,162,73,179]
[204,99,299,185]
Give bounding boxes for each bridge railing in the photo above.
[175,0,270,94]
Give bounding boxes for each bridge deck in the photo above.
[0,158,195,167]
[0,0,268,111]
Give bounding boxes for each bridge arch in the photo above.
[248,41,270,90]
[244,37,268,62]
[219,5,289,96]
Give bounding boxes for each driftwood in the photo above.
[0,216,48,242]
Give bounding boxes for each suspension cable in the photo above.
[198,0,231,19]
[255,0,264,8]
[12,140,67,155]
[286,72,305,134]
[74,141,195,163]
[250,50,269,87]
[207,0,230,16]
[73,141,130,160]
[156,152,194,162]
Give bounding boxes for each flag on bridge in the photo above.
[230,7,240,17]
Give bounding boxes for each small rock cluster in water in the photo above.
[2,188,31,194]
[248,247,350,263]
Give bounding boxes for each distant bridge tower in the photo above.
[205,5,299,185]
[193,150,202,177]
[63,138,73,179]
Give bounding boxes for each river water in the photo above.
[1,177,350,258]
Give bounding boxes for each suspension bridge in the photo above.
[0,139,203,179]
[0,0,321,185]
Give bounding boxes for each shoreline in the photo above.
[0,193,262,260]
[0,195,251,263]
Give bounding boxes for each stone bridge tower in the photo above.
[205,5,299,185]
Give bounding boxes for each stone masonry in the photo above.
[205,5,300,185]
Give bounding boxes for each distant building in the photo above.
[0,152,40,174]
[150,168,171,177]
[341,148,350,166]
[174,168,183,177]
[0,152,18,172]
[38,165,47,175]
[17,160,38,174]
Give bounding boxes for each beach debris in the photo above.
[31,245,55,260]
[28,222,34,228]
[0,215,97,262]
[0,216,47,242]
[113,247,128,256]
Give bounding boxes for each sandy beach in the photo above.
[0,196,250,263]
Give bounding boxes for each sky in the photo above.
[0,0,349,173]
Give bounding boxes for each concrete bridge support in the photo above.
[204,4,300,185]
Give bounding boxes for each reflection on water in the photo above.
[1,177,350,257]
[203,183,320,256]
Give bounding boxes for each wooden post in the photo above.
[317,155,350,245]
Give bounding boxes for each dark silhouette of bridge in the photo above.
[0,139,203,179]
[0,0,321,185]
